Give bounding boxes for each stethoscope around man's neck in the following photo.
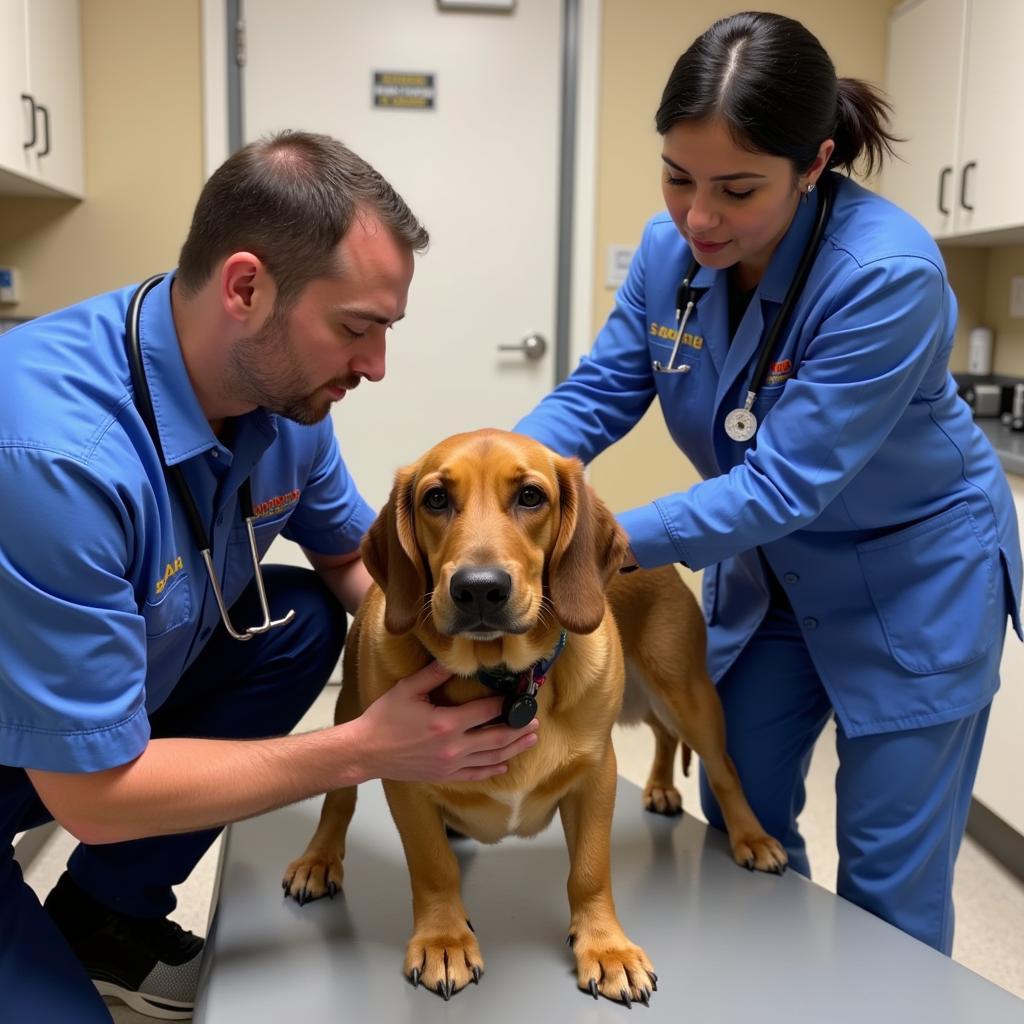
[125,273,295,641]
[653,173,834,442]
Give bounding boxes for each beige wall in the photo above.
[935,243,1024,378]
[978,246,1024,378]
[587,1,898,523]
[0,1,204,316]
[4,1,1021,474]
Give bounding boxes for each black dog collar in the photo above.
[475,631,568,728]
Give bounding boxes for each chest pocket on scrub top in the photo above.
[223,511,292,609]
[142,570,192,638]
[649,334,703,381]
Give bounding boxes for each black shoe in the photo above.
[43,871,203,1020]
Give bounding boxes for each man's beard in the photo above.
[228,313,360,425]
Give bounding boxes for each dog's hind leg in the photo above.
[642,713,684,816]
[645,661,788,873]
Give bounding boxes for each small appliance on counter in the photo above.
[962,381,1003,418]
[1010,382,1024,432]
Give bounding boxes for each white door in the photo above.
[242,0,563,514]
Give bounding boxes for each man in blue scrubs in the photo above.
[0,131,538,1021]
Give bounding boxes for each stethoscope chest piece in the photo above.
[724,407,758,442]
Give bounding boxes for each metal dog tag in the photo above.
[503,693,538,729]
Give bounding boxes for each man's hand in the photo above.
[349,661,540,783]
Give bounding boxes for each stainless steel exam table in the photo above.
[194,777,1023,1023]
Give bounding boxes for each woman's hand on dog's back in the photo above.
[349,661,540,783]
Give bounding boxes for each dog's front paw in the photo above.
[730,831,788,874]
[569,931,655,1006]
[281,851,343,905]
[405,923,484,999]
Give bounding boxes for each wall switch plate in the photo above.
[0,266,19,305]
[1011,276,1024,318]
[605,245,635,289]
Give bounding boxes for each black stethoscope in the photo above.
[125,273,295,641]
[653,174,834,442]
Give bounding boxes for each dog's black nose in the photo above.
[450,567,511,615]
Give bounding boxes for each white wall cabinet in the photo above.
[883,0,1024,242]
[0,0,83,198]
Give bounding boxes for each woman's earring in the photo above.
[806,182,816,194]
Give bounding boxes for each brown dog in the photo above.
[283,429,785,1004]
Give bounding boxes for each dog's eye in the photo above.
[423,487,449,511]
[518,485,545,508]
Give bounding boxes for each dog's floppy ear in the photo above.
[361,465,426,635]
[547,456,629,634]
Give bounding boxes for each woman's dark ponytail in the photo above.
[831,77,900,177]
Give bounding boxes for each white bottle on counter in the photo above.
[968,326,994,376]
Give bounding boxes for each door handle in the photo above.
[960,161,976,212]
[36,103,51,159]
[938,165,952,215]
[498,333,547,361]
[20,94,36,150]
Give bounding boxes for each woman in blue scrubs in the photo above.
[516,11,1022,954]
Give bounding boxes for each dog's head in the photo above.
[362,429,628,663]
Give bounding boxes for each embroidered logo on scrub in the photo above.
[155,556,185,595]
[764,358,793,387]
[252,488,300,521]
[650,322,703,349]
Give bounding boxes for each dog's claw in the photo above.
[472,966,482,984]
[466,918,475,933]
[565,933,575,948]
[745,857,754,871]
[589,979,599,1000]
[641,990,650,1006]
[437,980,450,1001]
[620,988,631,1008]
[410,968,421,988]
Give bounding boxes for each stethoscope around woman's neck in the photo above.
[653,173,834,442]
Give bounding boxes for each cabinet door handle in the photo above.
[938,166,952,214]
[36,103,51,159]
[20,93,37,150]
[960,161,976,212]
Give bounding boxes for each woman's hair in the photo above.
[177,131,429,309]
[655,11,899,177]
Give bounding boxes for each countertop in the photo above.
[975,418,1024,477]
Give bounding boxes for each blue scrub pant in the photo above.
[0,566,346,1023]
[699,601,995,955]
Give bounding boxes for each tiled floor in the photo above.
[20,684,1024,1021]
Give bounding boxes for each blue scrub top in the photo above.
[0,273,374,772]
[516,174,1023,737]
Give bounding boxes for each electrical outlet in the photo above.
[605,245,635,289]
[0,266,19,305]
[1011,276,1024,318]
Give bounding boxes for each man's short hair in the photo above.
[176,131,429,307]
